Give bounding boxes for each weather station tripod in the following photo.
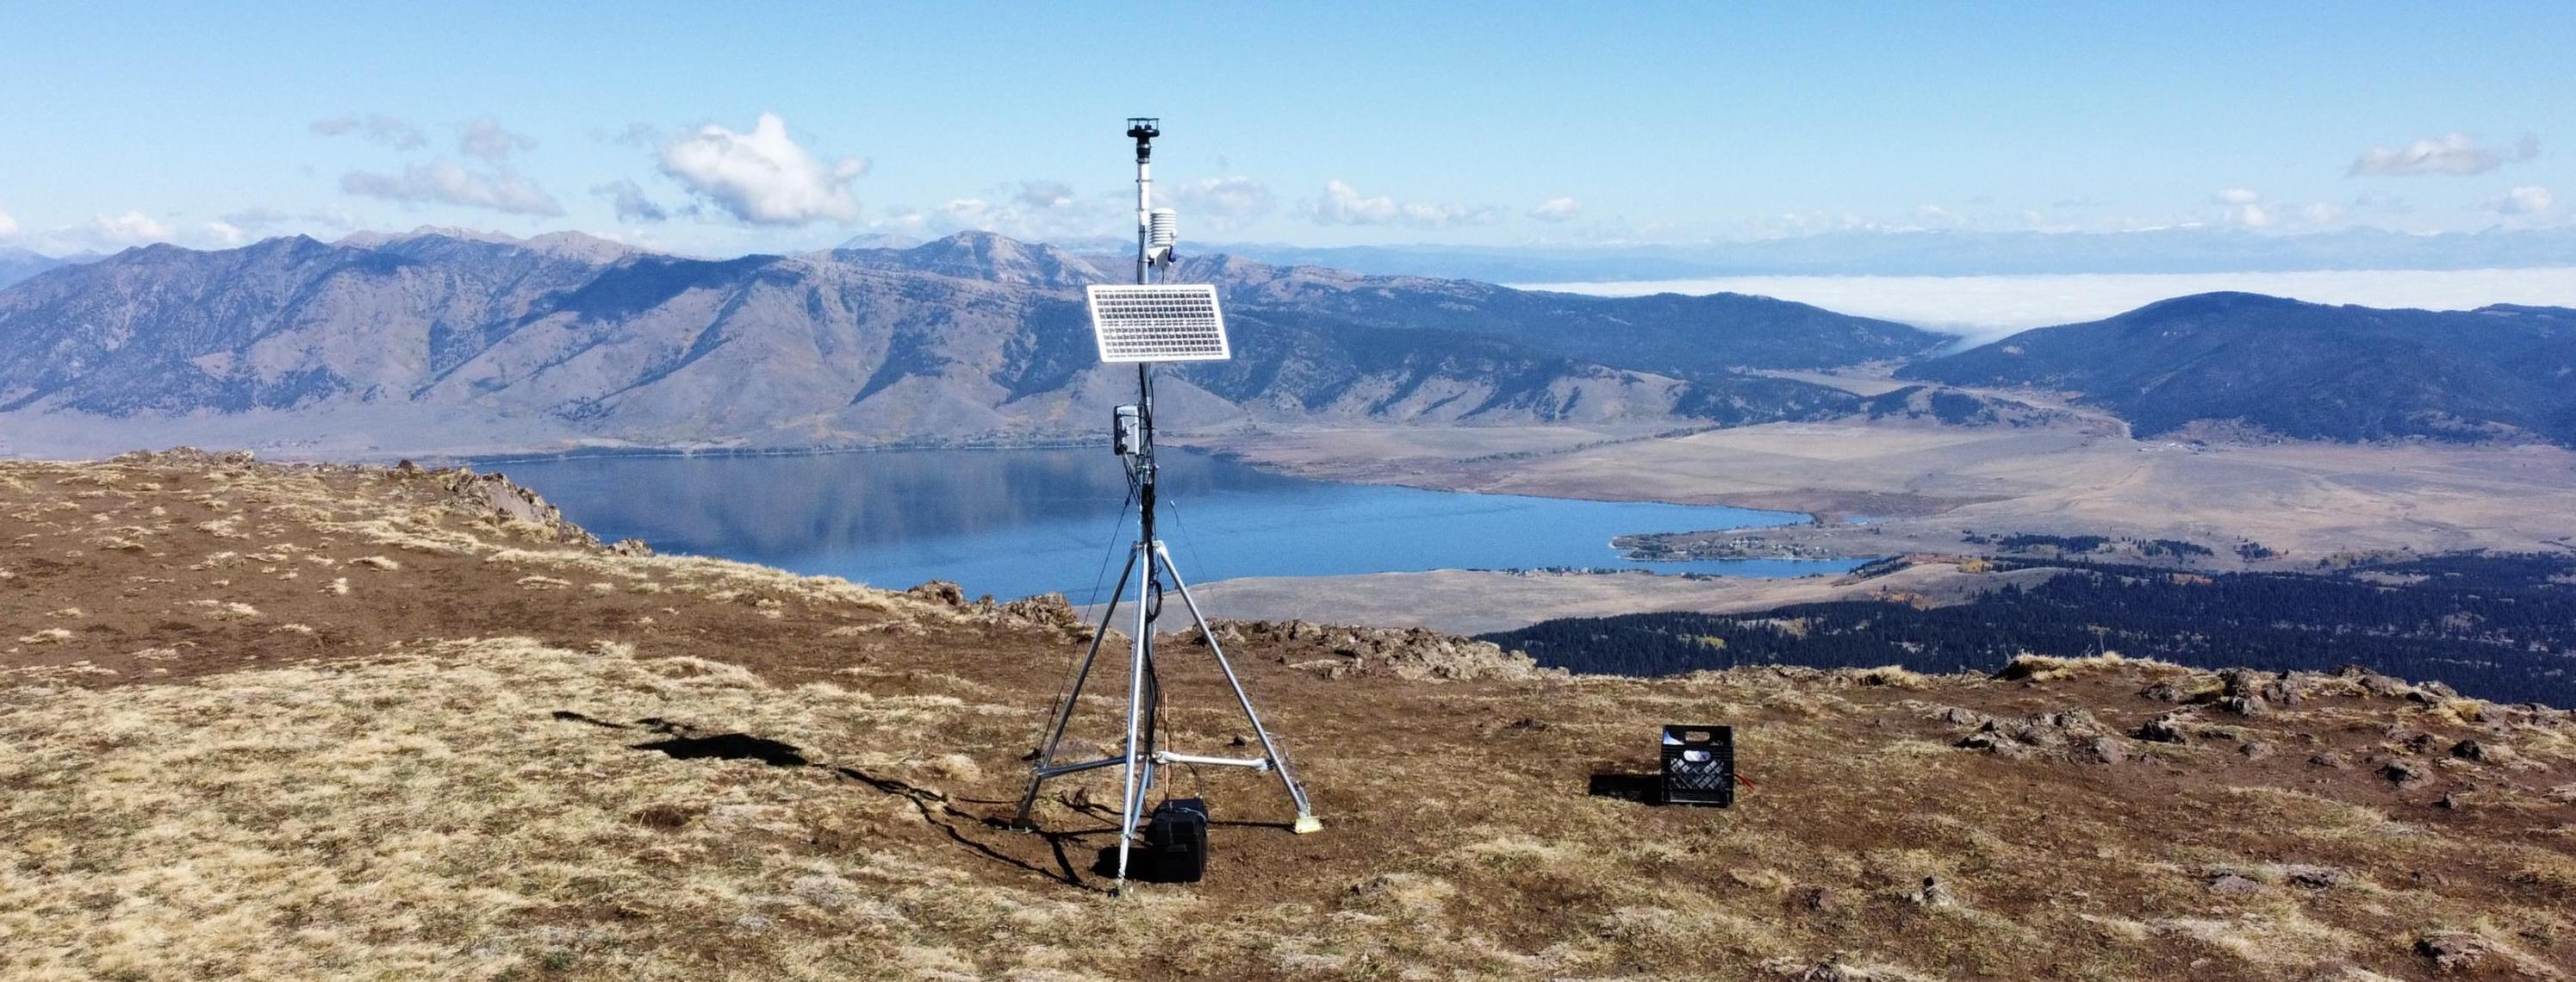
[1014,118,1320,895]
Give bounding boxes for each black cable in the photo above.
[1031,459,1141,764]
[1161,490,1210,594]
[1081,475,1138,611]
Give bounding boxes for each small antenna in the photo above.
[1016,117,1321,896]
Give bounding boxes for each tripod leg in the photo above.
[1015,542,1142,829]
[1113,544,1156,892]
[1154,543,1321,833]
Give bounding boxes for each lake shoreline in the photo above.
[493,447,1842,606]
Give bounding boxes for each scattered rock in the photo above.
[2078,736,2127,765]
[1800,886,1841,913]
[2205,873,2263,896]
[2336,664,2421,699]
[2414,931,2490,973]
[1222,620,1559,682]
[996,594,1085,636]
[1942,706,1988,726]
[2214,668,2270,716]
[2307,751,2350,770]
[2040,709,2106,733]
[2259,674,2303,708]
[1907,876,1956,908]
[2282,866,2344,890]
[1956,711,2123,763]
[2238,740,2275,761]
[905,581,968,606]
[2379,761,2429,788]
[2136,711,2194,744]
[2448,738,2496,763]
[1956,732,2032,760]
[2139,680,2201,703]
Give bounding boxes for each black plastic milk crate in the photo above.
[1660,725,1735,806]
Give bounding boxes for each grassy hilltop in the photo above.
[3,451,2574,979]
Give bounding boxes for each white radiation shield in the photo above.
[1086,283,1230,364]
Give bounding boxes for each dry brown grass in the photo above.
[4,453,2576,979]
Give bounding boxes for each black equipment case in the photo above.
[1141,798,1210,882]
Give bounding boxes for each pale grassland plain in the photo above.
[1180,415,2576,631]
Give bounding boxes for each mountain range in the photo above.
[0,247,90,289]
[8,228,2576,457]
[1901,292,2576,444]
[0,231,1938,456]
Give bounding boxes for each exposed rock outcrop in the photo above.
[1207,619,1561,682]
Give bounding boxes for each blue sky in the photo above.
[0,2,2567,257]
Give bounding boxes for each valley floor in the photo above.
[3,453,2573,979]
[1183,417,2576,631]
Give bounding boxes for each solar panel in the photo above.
[1086,284,1230,364]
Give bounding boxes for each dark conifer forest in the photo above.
[1481,552,2576,707]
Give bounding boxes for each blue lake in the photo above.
[488,448,1862,604]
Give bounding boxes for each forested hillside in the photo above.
[1484,552,2576,706]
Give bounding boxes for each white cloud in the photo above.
[0,205,16,239]
[1013,180,1074,209]
[939,198,1002,227]
[221,206,361,233]
[2498,185,2554,215]
[658,112,865,226]
[2349,132,2538,177]
[2211,188,2270,227]
[341,159,565,215]
[892,179,1135,241]
[870,208,930,234]
[221,206,294,228]
[88,211,175,246]
[600,121,663,146]
[457,117,536,161]
[1529,196,1582,221]
[935,194,1107,237]
[591,179,669,223]
[2300,201,2344,225]
[13,210,282,252]
[1309,179,1498,228]
[311,114,427,151]
[1164,177,1276,231]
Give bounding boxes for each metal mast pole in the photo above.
[1111,117,1162,890]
